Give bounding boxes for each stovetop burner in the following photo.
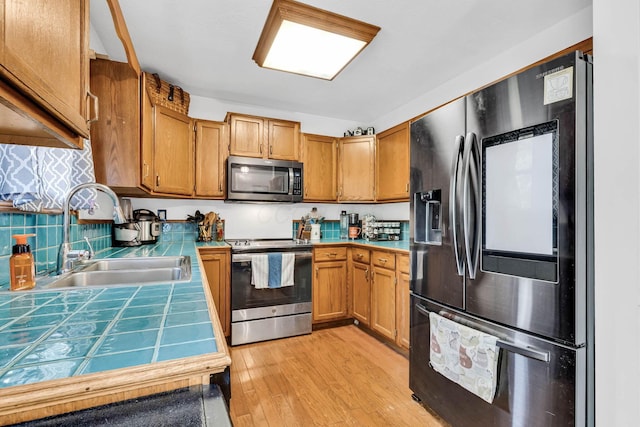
[226,238,313,252]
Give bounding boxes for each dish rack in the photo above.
[368,221,402,241]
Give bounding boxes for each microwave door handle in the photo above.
[450,134,465,276]
[462,132,481,279]
[288,167,294,195]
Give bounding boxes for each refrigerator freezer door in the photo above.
[409,295,587,427]
[464,52,591,346]
[410,97,466,309]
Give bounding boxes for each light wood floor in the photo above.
[228,325,445,426]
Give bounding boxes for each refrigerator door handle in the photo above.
[415,303,551,363]
[496,340,551,363]
[449,134,465,276]
[462,132,481,279]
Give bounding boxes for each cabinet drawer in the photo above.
[351,247,370,264]
[397,254,409,274]
[371,250,396,270]
[314,246,347,262]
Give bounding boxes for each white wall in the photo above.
[189,95,358,137]
[127,198,408,240]
[593,0,640,425]
[375,7,593,131]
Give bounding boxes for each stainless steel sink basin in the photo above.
[41,256,192,289]
[75,256,190,272]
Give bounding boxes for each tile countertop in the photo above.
[312,238,409,252]
[0,241,231,424]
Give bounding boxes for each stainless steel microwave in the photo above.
[226,155,303,202]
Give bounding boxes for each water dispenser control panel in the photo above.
[414,189,442,245]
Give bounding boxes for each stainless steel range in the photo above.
[227,239,312,346]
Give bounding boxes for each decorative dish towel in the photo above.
[429,312,500,403]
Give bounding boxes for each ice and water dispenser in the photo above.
[414,189,442,245]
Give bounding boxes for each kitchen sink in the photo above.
[74,256,190,272]
[40,256,191,289]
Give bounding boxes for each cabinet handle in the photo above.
[406,182,409,193]
[378,258,388,263]
[156,175,160,187]
[357,253,363,259]
[365,268,369,281]
[143,162,149,179]
[270,145,273,155]
[315,267,318,277]
[219,182,222,192]
[328,252,337,258]
[86,91,99,124]
[259,144,263,154]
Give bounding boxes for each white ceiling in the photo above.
[89,0,591,123]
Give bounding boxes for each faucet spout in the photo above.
[58,183,125,274]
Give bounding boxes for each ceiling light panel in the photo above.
[253,0,380,80]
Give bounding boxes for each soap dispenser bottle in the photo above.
[10,234,36,291]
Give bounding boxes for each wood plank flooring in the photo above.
[228,325,445,426]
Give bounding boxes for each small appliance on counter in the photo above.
[112,222,141,247]
[133,209,161,244]
[112,198,141,247]
[348,213,361,239]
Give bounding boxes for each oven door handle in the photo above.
[232,252,312,262]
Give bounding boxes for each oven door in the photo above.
[231,251,312,311]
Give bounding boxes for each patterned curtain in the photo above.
[0,140,97,212]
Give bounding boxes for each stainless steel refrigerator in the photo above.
[409,51,593,426]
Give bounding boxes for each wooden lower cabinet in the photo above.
[351,260,370,326]
[312,246,409,348]
[199,248,230,337]
[371,264,397,341]
[313,246,348,323]
[396,254,410,349]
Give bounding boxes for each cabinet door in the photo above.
[153,106,194,195]
[396,269,410,349]
[200,250,230,337]
[90,59,141,192]
[376,122,410,201]
[313,261,348,322]
[0,0,90,141]
[351,261,370,326]
[228,114,264,158]
[195,120,228,198]
[371,265,396,340]
[338,136,375,201]
[268,119,300,160]
[303,133,337,201]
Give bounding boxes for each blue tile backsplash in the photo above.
[0,216,200,290]
[0,212,112,289]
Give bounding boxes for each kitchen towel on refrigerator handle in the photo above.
[429,312,500,403]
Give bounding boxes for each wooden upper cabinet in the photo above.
[0,0,90,148]
[152,107,194,196]
[227,114,264,157]
[227,113,300,160]
[376,122,410,201]
[90,59,143,195]
[195,120,228,198]
[268,119,300,160]
[302,133,337,201]
[338,135,375,201]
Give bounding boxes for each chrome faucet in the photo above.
[57,183,126,274]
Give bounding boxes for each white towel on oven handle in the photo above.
[280,253,295,287]
[251,254,269,289]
